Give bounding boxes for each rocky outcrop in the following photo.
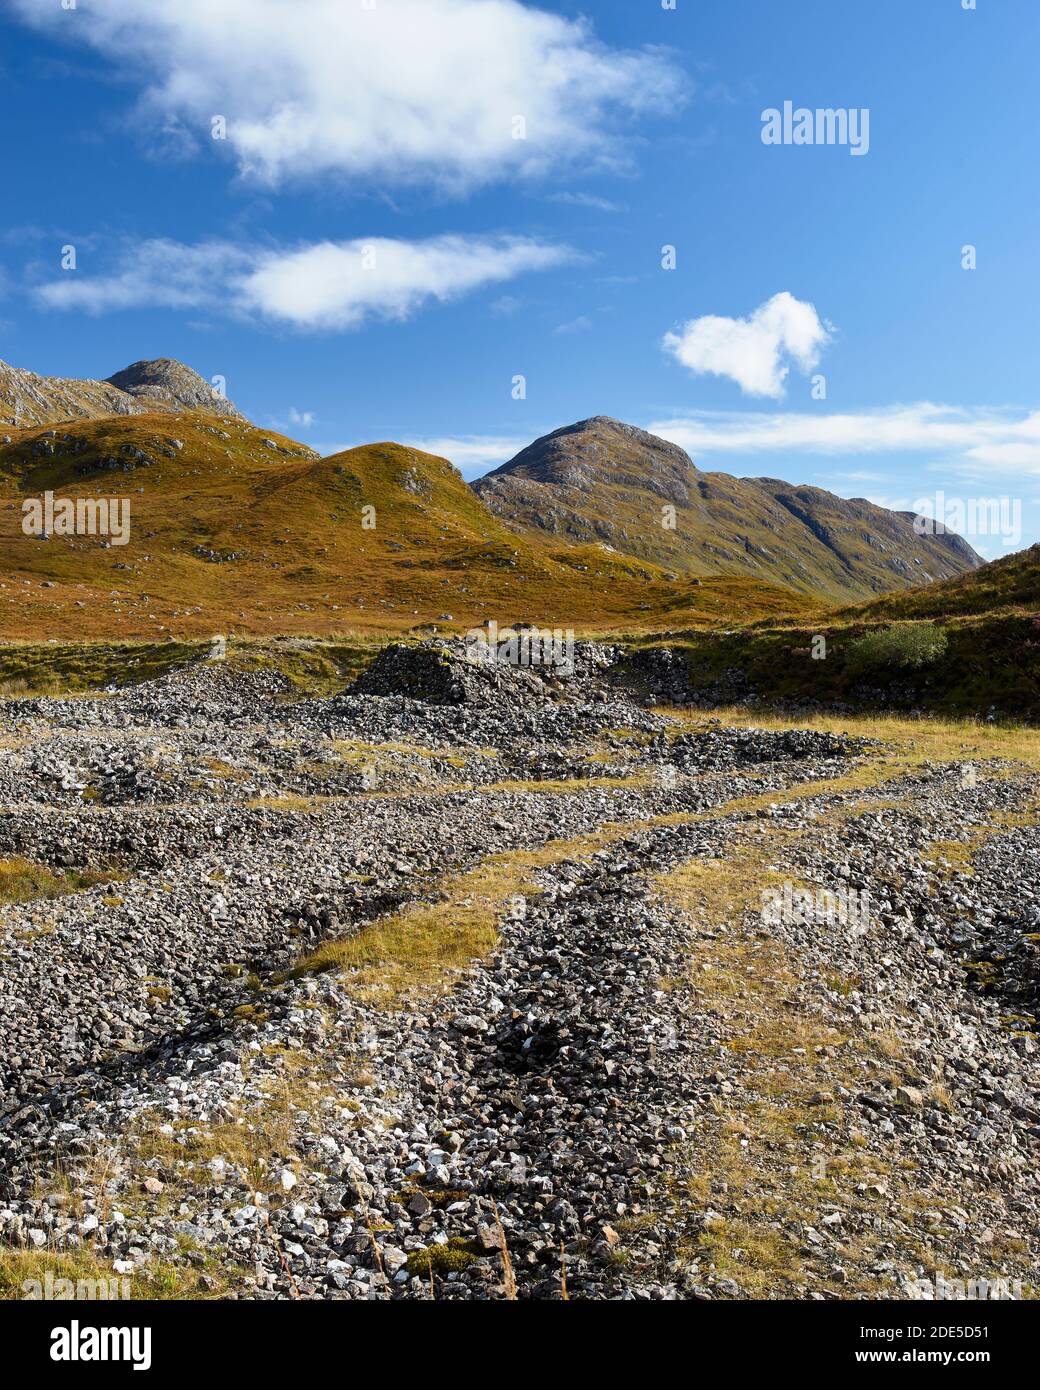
[104,359,243,418]
[0,356,242,428]
[349,641,549,705]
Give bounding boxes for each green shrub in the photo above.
[844,622,948,677]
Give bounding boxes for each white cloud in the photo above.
[36,240,247,314]
[962,441,1040,470]
[404,435,528,477]
[34,234,574,330]
[288,407,315,428]
[647,404,1040,474]
[820,469,887,484]
[239,236,573,330]
[662,291,832,398]
[11,0,687,192]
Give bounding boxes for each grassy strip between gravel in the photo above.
[282,834,614,1008]
[0,857,125,906]
[664,706,1040,775]
[281,712,1039,1011]
[246,774,652,813]
[10,713,1030,1302]
[651,777,1039,1299]
[0,1248,226,1302]
[653,841,883,1297]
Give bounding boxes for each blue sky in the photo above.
[2,0,1038,556]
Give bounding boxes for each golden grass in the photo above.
[246,793,342,812]
[133,1047,334,1196]
[484,773,651,795]
[664,705,1040,773]
[0,1247,224,1302]
[0,416,816,643]
[332,738,493,769]
[651,808,1023,1298]
[285,853,544,1006]
[285,820,648,1008]
[654,843,800,932]
[919,792,1040,878]
[0,1151,236,1301]
[0,858,123,906]
[288,889,499,1006]
[137,1102,294,1192]
[694,1220,805,1298]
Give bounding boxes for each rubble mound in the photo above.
[349,642,551,706]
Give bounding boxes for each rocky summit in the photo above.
[0,357,242,429]
[0,644,1037,1300]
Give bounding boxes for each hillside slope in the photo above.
[618,541,1040,720]
[0,413,817,641]
[0,357,243,428]
[840,542,1040,620]
[472,416,981,602]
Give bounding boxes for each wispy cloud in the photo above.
[820,469,888,484]
[11,0,687,193]
[268,406,316,433]
[35,240,246,314]
[403,435,528,478]
[662,292,832,399]
[548,192,624,213]
[33,234,576,331]
[490,295,523,317]
[649,404,1040,479]
[553,315,593,336]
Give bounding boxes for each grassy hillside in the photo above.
[0,635,379,697]
[840,543,1040,620]
[0,412,819,642]
[622,612,1040,720]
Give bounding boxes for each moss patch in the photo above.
[404,1239,481,1277]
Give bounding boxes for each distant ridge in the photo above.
[844,540,1040,620]
[0,356,242,429]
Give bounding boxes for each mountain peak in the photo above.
[0,355,241,429]
[472,416,982,602]
[104,358,241,417]
[485,416,696,488]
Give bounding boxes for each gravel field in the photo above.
[1,644,1037,1300]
